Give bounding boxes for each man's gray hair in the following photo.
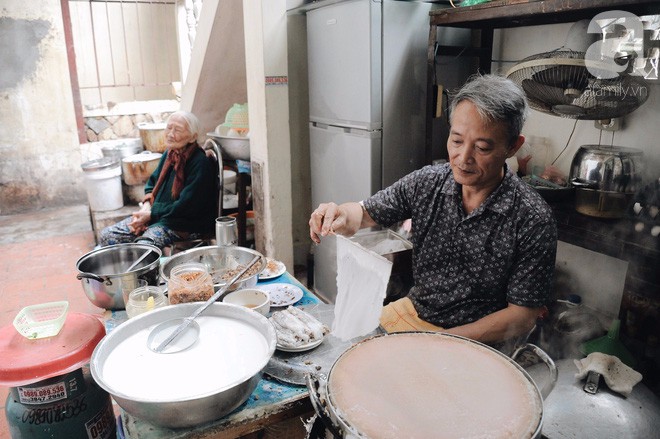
[169,110,201,139]
[449,74,529,147]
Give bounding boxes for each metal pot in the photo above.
[138,122,167,153]
[160,245,266,291]
[100,138,144,164]
[76,243,161,310]
[90,302,276,428]
[121,151,162,185]
[527,359,660,438]
[570,145,644,218]
[307,333,557,438]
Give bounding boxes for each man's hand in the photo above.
[308,202,373,244]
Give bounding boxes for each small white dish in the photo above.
[260,283,303,307]
[222,288,270,316]
[276,337,323,352]
[259,258,286,280]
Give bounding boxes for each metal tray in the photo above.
[264,303,379,385]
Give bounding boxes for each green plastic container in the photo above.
[580,319,637,368]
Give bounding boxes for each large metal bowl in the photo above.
[76,243,161,310]
[90,302,276,428]
[160,246,266,291]
[206,132,250,161]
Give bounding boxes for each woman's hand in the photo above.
[129,210,151,235]
[309,202,374,244]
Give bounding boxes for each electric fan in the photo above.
[506,19,650,120]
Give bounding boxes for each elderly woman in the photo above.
[99,110,216,249]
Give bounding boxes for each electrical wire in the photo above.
[551,119,578,166]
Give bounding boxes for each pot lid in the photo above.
[81,156,119,172]
[0,313,105,387]
[122,151,162,163]
[528,359,660,438]
[100,139,142,152]
[138,122,166,130]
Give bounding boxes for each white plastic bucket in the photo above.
[81,158,124,211]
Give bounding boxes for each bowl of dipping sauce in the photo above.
[222,289,270,316]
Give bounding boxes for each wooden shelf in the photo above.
[430,0,660,28]
[425,0,660,164]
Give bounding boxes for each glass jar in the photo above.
[126,286,168,318]
[168,262,214,304]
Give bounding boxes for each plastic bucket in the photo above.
[81,157,124,211]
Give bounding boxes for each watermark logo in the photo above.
[585,11,659,80]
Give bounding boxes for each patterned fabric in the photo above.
[144,147,217,233]
[98,146,216,250]
[98,216,205,249]
[363,163,557,329]
[149,142,199,201]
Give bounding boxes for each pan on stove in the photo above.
[307,332,556,438]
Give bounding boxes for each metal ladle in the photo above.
[147,255,261,354]
[126,249,153,272]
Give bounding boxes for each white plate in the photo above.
[259,258,286,280]
[260,283,303,307]
[276,337,323,352]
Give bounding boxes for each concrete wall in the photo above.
[0,0,84,214]
[492,22,660,181]
[182,0,248,135]
[243,0,294,270]
[286,12,312,266]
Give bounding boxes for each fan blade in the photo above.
[522,79,573,106]
[531,66,591,91]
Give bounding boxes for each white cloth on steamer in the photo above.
[332,235,392,341]
[574,352,643,397]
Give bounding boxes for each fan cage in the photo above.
[507,49,649,120]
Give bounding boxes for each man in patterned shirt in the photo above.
[309,74,557,350]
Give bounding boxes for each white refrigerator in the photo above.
[307,0,432,302]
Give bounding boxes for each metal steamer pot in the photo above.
[76,243,161,310]
[570,145,644,218]
[307,333,557,439]
[90,303,276,428]
[528,359,660,438]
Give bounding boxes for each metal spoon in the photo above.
[126,249,152,272]
[147,255,261,354]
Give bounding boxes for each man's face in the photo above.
[448,101,519,192]
[165,114,195,150]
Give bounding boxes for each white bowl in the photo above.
[223,289,270,316]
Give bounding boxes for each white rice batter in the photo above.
[101,316,270,400]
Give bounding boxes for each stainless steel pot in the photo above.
[527,359,660,438]
[138,122,167,153]
[76,243,161,310]
[121,151,162,185]
[100,138,143,164]
[307,333,557,438]
[90,302,276,428]
[160,245,266,291]
[570,145,644,218]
